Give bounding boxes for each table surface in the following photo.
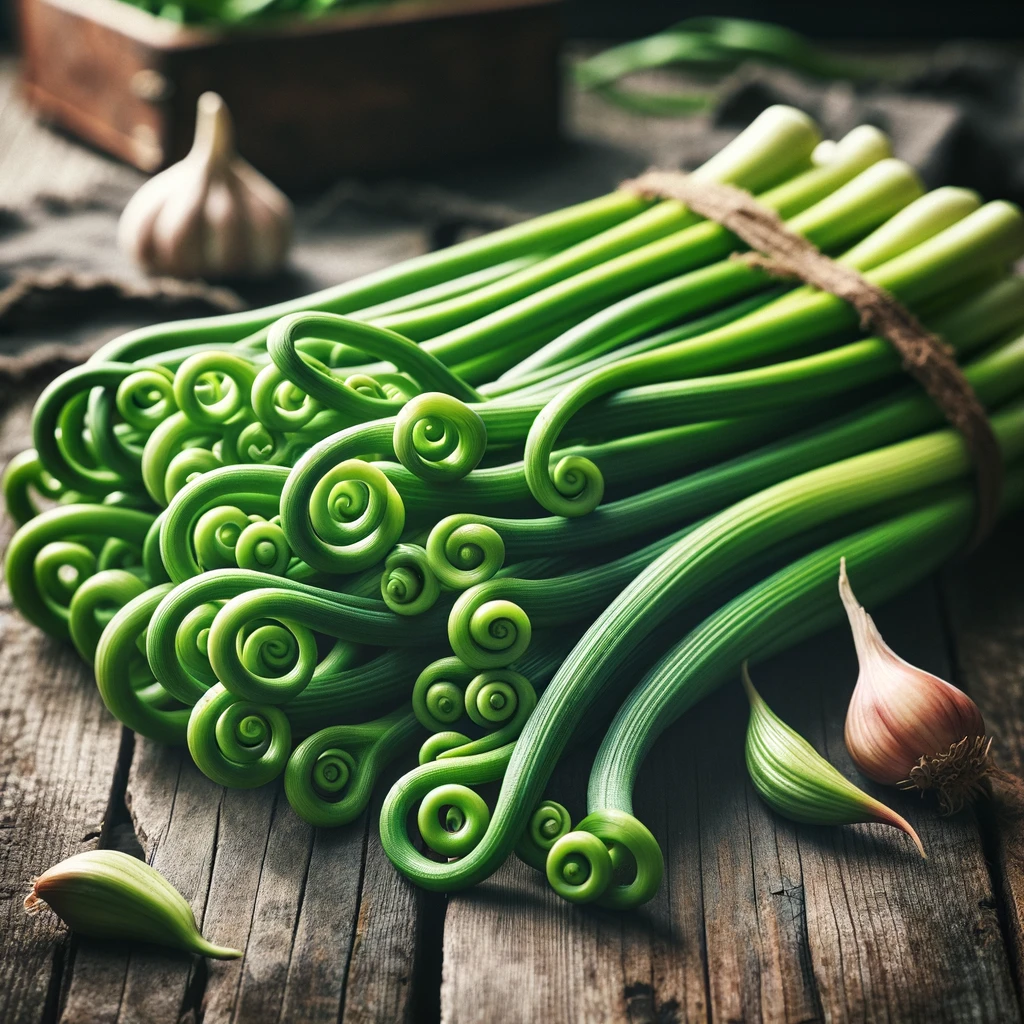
[2,51,1024,1024]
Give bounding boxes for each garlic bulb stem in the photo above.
[195,92,234,167]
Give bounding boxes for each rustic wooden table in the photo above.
[2,52,1024,1024]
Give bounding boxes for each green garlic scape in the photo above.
[25,850,242,959]
[742,663,925,857]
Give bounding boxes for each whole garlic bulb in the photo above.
[118,92,292,279]
[839,557,990,813]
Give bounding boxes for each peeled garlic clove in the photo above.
[743,663,925,856]
[839,557,990,813]
[118,92,292,280]
[25,849,241,959]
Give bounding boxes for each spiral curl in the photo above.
[548,455,605,518]
[187,683,292,788]
[303,459,406,573]
[417,784,491,858]
[163,447,223,502]
[393,393,487,484]
[5,503,156,639]
[515,799,573,871]
[380,543,442,616]
[34,541,98,619]
[173,600,220,689]
[378,742,515,880]
[1,449,65,526]
[68,569,149,665]
[440,670,537,758]
[545,810,663,908]
[116,366,177,431]
[194,506,251,570]
[236,519,292,576]
[160,464,288,583]
[449,590,533,670]
[284,709,421,826]
[33,363,141,494]
[86,383,145,483]
[173,351,258,427]
[251,363,322,433]
[142,411,223,506]
[148,570,277,704]
[230,421,303,468]
[426,516,505,590]
[412,657,478,732]
[523,372,612,517]
[413,663,536,759]
[94,583,190,744]
[208,604,319,704]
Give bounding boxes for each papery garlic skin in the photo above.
[118,92,292,280]
[839,557,989,812]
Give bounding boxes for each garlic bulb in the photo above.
[118,92,292,279]
[839,557,990,813]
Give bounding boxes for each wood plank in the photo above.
[341,776,428,1024]
[0,396,126,1024]
[59,742,221,1024]
[59,748,426,1023]
[943,518,1024,996]
[784,583,1017,1023]
[440,744,711,1024]
[440,580,1021,1024]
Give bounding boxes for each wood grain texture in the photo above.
[943,516,1024,998]
[342,774,430,1024]
[0,396,125,1024]
[57,745,425,1023]
[440,581,1022,1024]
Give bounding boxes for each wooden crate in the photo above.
[17,0,563,190]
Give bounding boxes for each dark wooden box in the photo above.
[17,0,563,190]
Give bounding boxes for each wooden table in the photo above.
[2,53,1024,1024]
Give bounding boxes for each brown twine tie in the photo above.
[621,170,1002,546]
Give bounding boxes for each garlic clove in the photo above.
[204,176,248,275]
[118,91,292,281]
[25,849,241,959]
[118,163,187,271]
[150,167,210,278]
[742,663,925,856]
[236,162,293,275]
[839,557,991,813]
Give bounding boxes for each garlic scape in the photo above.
[839,557,991,813]
[743,663,925,857]
[25,850,241,959]
[119,92,292,280]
